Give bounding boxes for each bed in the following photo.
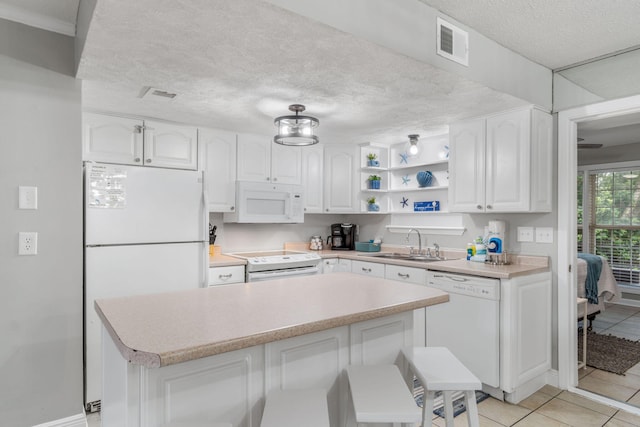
[576,253,621,329]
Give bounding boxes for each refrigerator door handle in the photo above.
[202,170,210,288]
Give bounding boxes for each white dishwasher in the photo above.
[425,271,500,389]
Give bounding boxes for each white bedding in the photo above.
[576,255,621,316]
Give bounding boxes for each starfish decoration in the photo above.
[399,152,408,164]
[400,197,409,208]
[402,175,410,185]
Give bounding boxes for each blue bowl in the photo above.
[416,171,433,187]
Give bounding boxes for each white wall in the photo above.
[0,27,83,427]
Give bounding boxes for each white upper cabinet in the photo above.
[302,145,324,213]
[323,144,358,213]
[82,113,198,170]
[449,107,552,213]
[143,120,198,170]
[83,113,144,166]
[199,128,237,212]
[236,133,302,184]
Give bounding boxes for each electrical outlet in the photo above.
[536,227,554,243]
[517,227,534,242]
[19,186,38,209]
[18,232,38,255]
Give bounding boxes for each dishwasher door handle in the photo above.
[432,274,469,282]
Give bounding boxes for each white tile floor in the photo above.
[578,303,640,408]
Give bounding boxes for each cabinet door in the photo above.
[321,258,351,274]
[351,260,385,278]
[485,109,530,212]
[237,133,271,181]
[271,143,302,184]
[143,120,198,170]
[529,109,553,212]
[323,145,357,213]
[199,128,237,212]
[448,118,486,212]
[302,145,324,213]
[82,113,143,165]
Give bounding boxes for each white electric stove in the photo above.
[228,250,321,282]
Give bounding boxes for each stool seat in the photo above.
[260,389,329,427]
[345,364,421,425]
[402,347,481,427]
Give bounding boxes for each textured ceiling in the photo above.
[76,0,526,142]
[418,0,640,70]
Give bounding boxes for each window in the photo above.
[584,169,640,287]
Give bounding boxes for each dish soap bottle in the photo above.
[472,236,487,263]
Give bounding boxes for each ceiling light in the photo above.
[406,134,420,156]
[273,104,319,146]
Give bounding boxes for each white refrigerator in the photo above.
[84,162,208,409]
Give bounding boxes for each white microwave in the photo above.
[223,181,305,223]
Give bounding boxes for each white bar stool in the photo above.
[402,347,481,427]
[260,388,329,427]
[345,364,422,427]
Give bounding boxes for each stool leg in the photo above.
[464,391,480,427]
[423,390,436,427]
[443,391,454,427]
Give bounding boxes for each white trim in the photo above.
[568,386,640,416]
[557,94,640,392]
[385,225,466,236]
[31,413,87,427]
[0,4,76,37]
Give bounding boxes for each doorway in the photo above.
[558,93,640,414]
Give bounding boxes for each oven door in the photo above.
[247,265,320,282]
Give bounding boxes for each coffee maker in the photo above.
[328,223,356,250]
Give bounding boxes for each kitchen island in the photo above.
[96,272,448,427]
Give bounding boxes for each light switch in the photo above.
[536,227,554,243]
[517,227,534,242]
[19,186,38,209]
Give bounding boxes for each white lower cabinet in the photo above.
[384,265,427,346]
[102,311,414,427]
[208,265,245,286]
[266,327,349,427]
[351,260,385,277]
[321,258,352,274]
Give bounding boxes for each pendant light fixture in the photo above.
[273,104,319,146]
[406,134,420,156]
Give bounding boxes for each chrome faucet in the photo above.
[406,229,423,255]
[433,242,440,259]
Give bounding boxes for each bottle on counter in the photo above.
[466,243,475,260]
[471,236,487,263]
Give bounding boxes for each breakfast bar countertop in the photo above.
[95,272,448,369]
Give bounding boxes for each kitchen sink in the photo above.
[358,252,447,262]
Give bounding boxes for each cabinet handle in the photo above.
[326,208,329,212]
[486,205,492,209]
[477,205,482,210]
[230,206,235,211]
[134,157,141,163]
[362,267,372,273]
[398,273,410,279]
[134,125,143,133]
[219,274,233,280]
[273,177,278,182]
[266,177,270,181]
[146,158,152,163]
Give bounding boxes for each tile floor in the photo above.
[578,303,640,407]
[87,304,640,427]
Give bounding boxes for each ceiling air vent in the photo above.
[436,17,469,67]
[140,86,177,99]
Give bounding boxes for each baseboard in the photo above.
[32,413,87,427]
[546,369,560,388]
